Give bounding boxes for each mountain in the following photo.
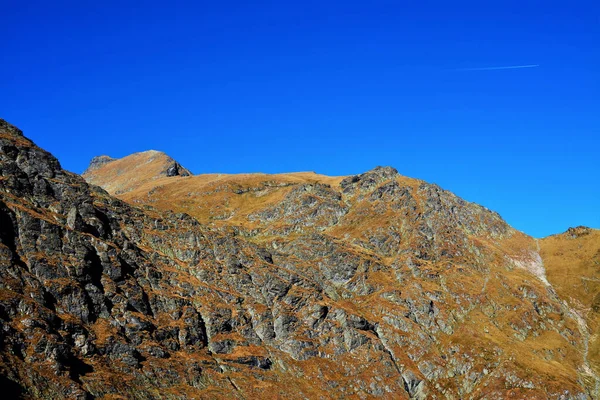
[1,118,598,399]
[83,150,192,196]
[541,227,600,379]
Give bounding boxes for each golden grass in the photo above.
[540,228,600,376]
[84,151,187,195]
[111,171,347,229]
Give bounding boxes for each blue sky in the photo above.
[1,1,598,237]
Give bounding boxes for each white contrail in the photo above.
[455,64,540,71]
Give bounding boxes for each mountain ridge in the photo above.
[87,149,587,240]
[1,118,599,399]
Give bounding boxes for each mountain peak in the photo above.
[83,150,192,195]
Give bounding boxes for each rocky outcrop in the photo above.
[565,226,593,239]
[0,119,596,399]
[165,162,190,177]
[83,155,115,175]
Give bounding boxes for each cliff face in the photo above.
[0,118,597,399]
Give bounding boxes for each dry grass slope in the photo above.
[83,150,192,195]
[541,227,600,378]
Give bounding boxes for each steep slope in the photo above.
[0,118,596,399]
[83,150,192,196]
[541,227,600,382]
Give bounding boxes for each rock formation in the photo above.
[0,118,598,399]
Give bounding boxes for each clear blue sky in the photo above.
[1,1,598,237]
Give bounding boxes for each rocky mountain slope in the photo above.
[541,227,600,381]
[0,118,598,399]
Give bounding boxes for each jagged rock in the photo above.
[0,119,597,399]
[566,226,592,239]
[402,369,427,400]
[340,166,399,194]
[83,155,115,174]
[166,162,190,177]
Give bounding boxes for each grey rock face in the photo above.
[84,155,115,174]
[249,183,348,234]
[340,166,399,194]
[165,162,191,177]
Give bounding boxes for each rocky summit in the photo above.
[82,150,192,196]
[0,118,599,399]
